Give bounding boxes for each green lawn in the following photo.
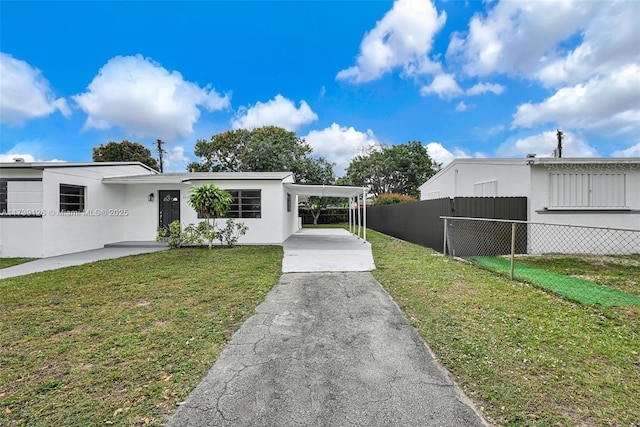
[368,229,640,427]
[0,258,35,269]
[2,230,639,427]
[0,246,283,426]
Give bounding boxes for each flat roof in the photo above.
[0,161,158,172]
[284,183,367,198]
[103,171,294,184]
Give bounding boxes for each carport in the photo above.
[284,183,369,241]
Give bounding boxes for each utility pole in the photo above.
[556,129,563,158]
[156,139,167,173]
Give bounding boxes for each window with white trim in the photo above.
[549,173,626,208]
[60,184,85,212]
[227,190,261,218]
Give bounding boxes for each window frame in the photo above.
[59,184,86,212]
[226,189,262,219]
[548,172,627,210]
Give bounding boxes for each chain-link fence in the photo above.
[442,216,640,307]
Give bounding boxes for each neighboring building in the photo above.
[419,157,640,254]
[0,162,367,258]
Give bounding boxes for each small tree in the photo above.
[187,184,233,249]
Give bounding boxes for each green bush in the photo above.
[373,193,417,205]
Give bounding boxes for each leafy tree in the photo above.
[345,141,439,198]
[187,126,333,183]
[187,184,233,249]
[93,140,160,171]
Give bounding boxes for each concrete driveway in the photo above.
[166,230,488,426]
[282,228,375,273]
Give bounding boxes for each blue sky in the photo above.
[1,0,639,175]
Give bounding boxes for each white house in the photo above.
[0,161,368,258]
[419,157,640,254]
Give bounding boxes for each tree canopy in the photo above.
[344,141,439,198]
[93,140,159,171]
[187,126,333,183]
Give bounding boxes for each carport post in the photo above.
[363,188,367,242]
[357,194,361,238]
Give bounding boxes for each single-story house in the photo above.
[0,161,368,258]
[418,157,640,254]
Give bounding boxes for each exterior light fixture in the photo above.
[148,193,154,202]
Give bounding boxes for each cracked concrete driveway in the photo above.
[166,271,488,426]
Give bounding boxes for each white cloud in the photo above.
[231,94,318,131]
[0,53,70,124]
[336,0,446,83]
[497,130,599,158]
[448,1,638,86]
[425,142,471,166]
[0,153,64,163]
[0,153,38,163]
[420,73,463,98]
[612,143,640,158]
[455,101,468,112]
[512,64,640,136]
[73,55,229,139]
[161,145,191,172]
[303,123,378,176]
[448,1,601,78]
[466,82,505,96]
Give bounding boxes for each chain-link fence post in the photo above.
[510,222,516,280]
[443,217,448,255]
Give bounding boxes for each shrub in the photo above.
[373,193,417,205]
[216,219,248,248]
[156,220,185,248]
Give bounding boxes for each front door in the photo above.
[159,190,180,231]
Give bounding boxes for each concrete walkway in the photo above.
[166,231,488,426]
[282,228,375,273]
[0,242,168,279]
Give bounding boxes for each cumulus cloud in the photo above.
[612,143,640,158]
[466,82,505,96]
[420,73,463,98]
[336,0,446,83]
[512,64,640,136]
[73,55,229,139]
[0,152,64,163]
[425,142,471,166]
[0,53,70,124]
[497,130,599,158]
[448,1,601,78]
[161,145,191,172]
[448,1,638,86]
[231,94,318,131]
[303,123,378,176]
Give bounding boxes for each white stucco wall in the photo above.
[420,159,531,200]
[0,218,44,257]
[121,179,295,245]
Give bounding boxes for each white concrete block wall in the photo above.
[0,218,44,257]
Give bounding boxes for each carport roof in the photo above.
[284,183,367,198]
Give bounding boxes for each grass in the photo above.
[0,258,35,269]
[367,229,640,427]
[514,254,640,296]
[0,246,283,426]
[470,256,640,307]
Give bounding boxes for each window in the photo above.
[60,184,85,212]
[287,193,291,212]
[0,181,6,213]
[549,173,626,208]
[228,190,261,218]
[474,180,497,197]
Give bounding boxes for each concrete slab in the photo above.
[282,228,375,273]
[0,243,168,279]
[166,272,489,427]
